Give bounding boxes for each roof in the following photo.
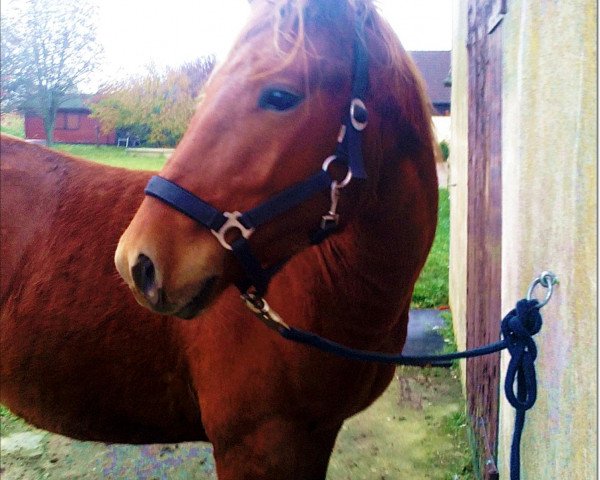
[408,51,451,106]
[58,95,93,110]
[21,94,94,113]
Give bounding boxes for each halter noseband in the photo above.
[144,21,369,297]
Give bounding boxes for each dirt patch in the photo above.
[1,367,473,479]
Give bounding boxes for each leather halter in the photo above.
[144,20,369,297]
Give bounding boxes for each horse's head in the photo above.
[115,0,436,318]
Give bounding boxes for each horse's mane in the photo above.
[233,0,435,157]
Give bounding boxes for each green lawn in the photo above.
[0,114,166,170]
[53,144,167,171]
[412,189,450,308]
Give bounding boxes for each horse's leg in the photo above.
[211,418,342,480]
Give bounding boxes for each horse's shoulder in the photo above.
[0,137,72,302]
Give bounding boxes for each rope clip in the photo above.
[320,156,353,230]
[241,292,290,332]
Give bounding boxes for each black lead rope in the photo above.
[242,272,557,480]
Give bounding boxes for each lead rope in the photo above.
[242,271,558,480]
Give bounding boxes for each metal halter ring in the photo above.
[350,98,368,131]
[211,211,255,251]
[526,271,558,308]
[322,155,353,188]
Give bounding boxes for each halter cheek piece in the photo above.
[144,22,369,297]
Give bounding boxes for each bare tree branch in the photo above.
[0,0,103,145]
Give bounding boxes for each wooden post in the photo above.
[466,0,505,477]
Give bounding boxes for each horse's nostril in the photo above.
[131,254,160,305]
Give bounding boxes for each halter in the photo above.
[144,20,369,297]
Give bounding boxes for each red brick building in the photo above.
[24,96,116,145]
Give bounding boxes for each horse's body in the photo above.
[1,1,438,478]
[0,136,205,443]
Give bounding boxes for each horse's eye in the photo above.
[258,88,303,111]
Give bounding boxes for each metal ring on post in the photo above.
[526,271,558,308]
[322,155,353,188]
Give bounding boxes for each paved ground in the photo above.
[404,309,447,356]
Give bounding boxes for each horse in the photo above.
[1,0,438,478]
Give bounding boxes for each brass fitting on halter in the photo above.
[241,292,290,332]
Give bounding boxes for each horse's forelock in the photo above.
[235,0,434,149]
[236,0,355,81]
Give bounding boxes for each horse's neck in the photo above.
[280,155,436,341]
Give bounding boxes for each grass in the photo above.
[0,115,166,170]
[329,366,473,480]
[52,144,167,171]
[412,189,450,309]
[0,113,25,138]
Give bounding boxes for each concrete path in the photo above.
[403,309,448,357]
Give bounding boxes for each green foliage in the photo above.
[0,404,12,418]
[90,57,215,147]
[440,140,450,161]
[412,189,450,308]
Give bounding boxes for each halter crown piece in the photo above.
[144,16,369,297]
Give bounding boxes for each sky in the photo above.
[2,0,452,90]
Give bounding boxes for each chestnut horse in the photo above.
[1,0,437,478]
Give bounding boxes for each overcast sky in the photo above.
[2,0,452,89]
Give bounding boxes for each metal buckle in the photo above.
[212,211,255,251]
[320,213,339,230]
[241,292,290,331]
[350,98,368,131]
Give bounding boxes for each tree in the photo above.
[91,57,215,147]
[0,0,102,145]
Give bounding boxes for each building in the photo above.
[24,95,115,145]
[409,50,451,116]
